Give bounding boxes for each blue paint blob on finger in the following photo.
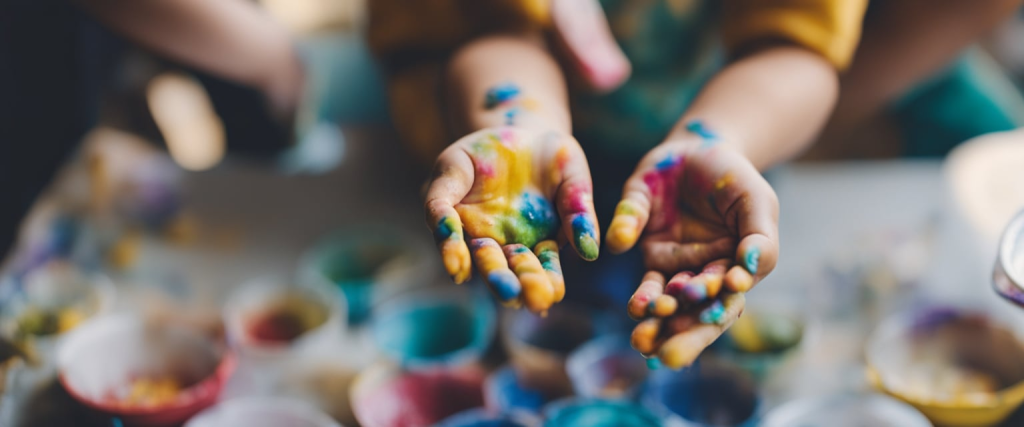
[685,119,718,149]
[744,246,760,275]
[646,358,662,370]
[699,300,726,325]
[488,270,522,302]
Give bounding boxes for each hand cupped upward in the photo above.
[426,127,599,314]
[608,122,780,369]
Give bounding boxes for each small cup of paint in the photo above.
[484,365,555,414]
[542,398,663,427]
[760,393,931,427]
[349,361,487,427]
[57,313,234,427]
[185,397,341,427]
[502,304,602,397]
[0,261,116,364]
[641,358,760,427]
[223,277,345,356]
[299,226,435,326]
[372,285,495,369]
[278,354,360,426]
[867,307,1024,426]
[566,334,649,400]
[436,408,540,427]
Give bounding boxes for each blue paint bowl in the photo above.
[436,408,539,427]
[483,366,554,414]
[641,359,760,427]
[542,398,662,427]
[372,286,495,369]
[566,334,649,399]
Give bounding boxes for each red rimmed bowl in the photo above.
[57,314,235,426]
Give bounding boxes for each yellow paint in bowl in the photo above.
[867,308,1024,426]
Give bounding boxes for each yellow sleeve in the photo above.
[368,0,550,70]
[722,0,868,70]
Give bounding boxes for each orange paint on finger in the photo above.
[607,199,643,252]
[650,295,678,317]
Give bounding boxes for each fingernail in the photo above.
[572,214,599,261]
[488,270,521,302]
[699,300,726,325]
[745,246,760,275]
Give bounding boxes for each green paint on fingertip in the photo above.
[646,357,662,370]
[699,300,726,325]
[745,246,760,274]
[572,215,599,261]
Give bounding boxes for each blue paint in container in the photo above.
[373,288,495,368]
[642,360,760,427]
[543,399,661,427]
[484,366,551,414]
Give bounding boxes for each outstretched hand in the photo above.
[425,126,600,313]
[607,121,779,368]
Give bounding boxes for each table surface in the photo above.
[5,128,1024,426]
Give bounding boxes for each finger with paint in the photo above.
[627,271,674,320]
[657,292,746,369]
[534,240,565,303]
[606,146,685,254]
[552,143,601,262]
[470,238,523,308]
[425,148,475,284]
[664,260,729,306]
[503,243,555,313]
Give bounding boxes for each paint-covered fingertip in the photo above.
[659,343,696,370]
[725,265,754,293]
[651,295,678,317]
[744,246,761,275]
[487,270,522,303]
[571,214,600,261]
[606,217,639,254]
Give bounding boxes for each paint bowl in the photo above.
[542,398,663,427]
[349,362,486,427]
[711,307,804,383]
[641,359,760,427]
[503,304,602,396]
[437,408,539,427]
[299,226,435,326]
[372,286,495,368]
[0,261,116,364]
[484,366,554,414]
[223,277,344,357]
[565,334,649,399]
[760,393,931,427]
[866,307,1024,426]
[57,314,234,426]
[994,208,1024,307]
[185,397,341,427]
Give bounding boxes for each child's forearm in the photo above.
[668,46,839,171]
[445,33,571,136]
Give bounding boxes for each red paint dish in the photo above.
[350,362,485,427]
[58,314,234,427]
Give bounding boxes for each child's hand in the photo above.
[607,121,779,368]
[425,126,599,313]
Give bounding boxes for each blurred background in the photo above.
[1,1,1024,426]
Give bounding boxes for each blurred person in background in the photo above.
[0,0,387,267]
[369,0,1022,368]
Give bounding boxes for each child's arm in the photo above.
[424,33,601,313]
